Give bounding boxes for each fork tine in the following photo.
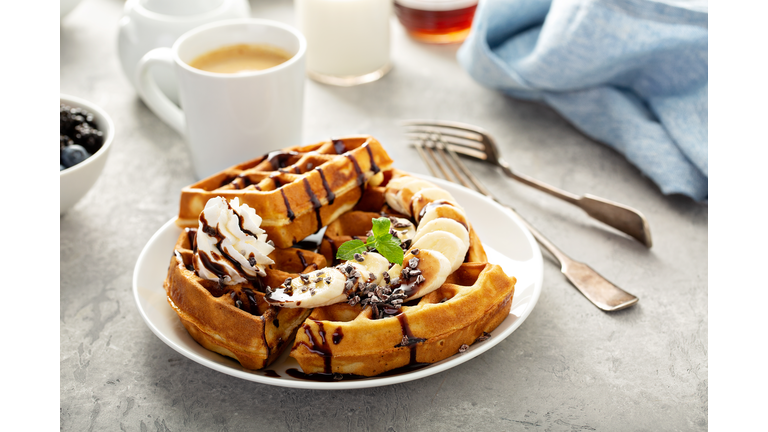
[405,127,485,151]
[412,140,440,178]
[437,139,497,199]
[406,138,488,161]
[423,143,454,181]
[431,141,473,190]
[402,119,492,137]
[404,127,485,150]
[416,134,488,197]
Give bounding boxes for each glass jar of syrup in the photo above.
[394,0,478,44]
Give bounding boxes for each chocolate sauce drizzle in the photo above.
[225,200,260,238]
[296,250,309,269]
[332,139,346,154]
[197,251,229,280]
[345,154,366,194]
[267,151,298,169]
[332,327,344,345]
[364,143,380,174]
[396,313,426,364]
[232,174,252,189]
[270,173,283,188]
[284,363,428,382]
[280,189,295,221]
[323,235,338,265]
[295,320,333,373]
[315,167,335,205]
[185,227,197,252]
[303,178,323,229]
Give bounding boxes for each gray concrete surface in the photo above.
[60,0,707,430]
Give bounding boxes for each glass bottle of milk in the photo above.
[296,0,392,86]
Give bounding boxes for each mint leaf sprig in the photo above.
[336,217,404,265]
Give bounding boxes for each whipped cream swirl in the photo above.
[194,197,275,285]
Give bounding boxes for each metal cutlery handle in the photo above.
[505,206,639,312]
[405,120,653,248]
[497,161,653,248]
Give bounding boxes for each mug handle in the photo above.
[135,47,186,136]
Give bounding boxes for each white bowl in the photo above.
[60,94,115,214]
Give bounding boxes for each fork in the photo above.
[404,120,652,248]
[412,135,639,312]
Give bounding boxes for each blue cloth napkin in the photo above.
[457,0,708,201]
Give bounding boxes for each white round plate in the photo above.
[132,175,543,389]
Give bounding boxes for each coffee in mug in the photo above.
[188,44,293,74]
[134,19,307,179]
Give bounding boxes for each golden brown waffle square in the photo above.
[176,136,395,248]
[164,227,327,370]
[290,180,516,377]
[291,263,515,376]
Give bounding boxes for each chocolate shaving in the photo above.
[397,335,426,347]
[458,344,469,353]
[476,332,492,342]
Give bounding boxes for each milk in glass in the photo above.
[296,0,392,84]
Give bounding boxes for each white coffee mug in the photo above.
[135,19,307,179]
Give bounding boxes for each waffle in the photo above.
[176,136,395,249]
[289,171,517,376]
[164,227,326,369]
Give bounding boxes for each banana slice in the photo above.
[418,201,468,228]
[368,171,385,187]
[266,252,391,308]
[411,231,468,272]
[347,252,390,285]
[413,218,469,248]
[411,188,460,221]
[394,249,452,300]
[384,176,417,215]
[397,180,437,213]
[390,216,416,243]
[266,268,347,308]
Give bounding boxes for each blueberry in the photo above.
[60,144,90,168]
